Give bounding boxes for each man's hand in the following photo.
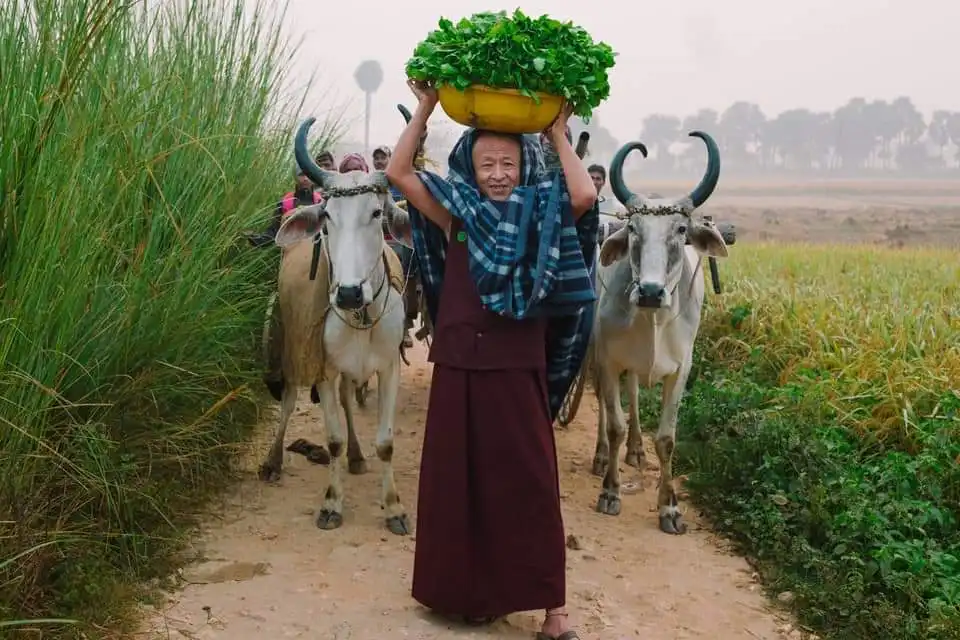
[407,79,438,115]
[545,102,575,147]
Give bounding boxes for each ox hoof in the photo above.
[258,463,281,483]
[386,514,411,536]
[659,512,687,535]
[316,509,343,530]
[596,493,621,516]
[624,451,647,470]
[591,456,608,477]
[348,458,368,475]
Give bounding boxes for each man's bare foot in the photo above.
[538,608,579,639]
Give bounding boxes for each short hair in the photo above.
[588,164,606,180]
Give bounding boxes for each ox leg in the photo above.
[258,383,297,482]
[315,377,346,530]
[654,367,690,535]
[338,375,368,475]
[591,362,609,477]
[596,365,625,516]
[623,372,648,470]
[376,358,410,535]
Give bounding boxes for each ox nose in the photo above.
[638,282,666,300]
[335,285,364,309]
[636,281,666,307]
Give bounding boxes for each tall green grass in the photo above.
[653,243,960,639]
[0,0,339,634]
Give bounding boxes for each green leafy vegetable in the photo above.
[405,10,617,120]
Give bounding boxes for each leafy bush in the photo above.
[405,10,616,119]
[636,243,960,639]
[0,0,338,635]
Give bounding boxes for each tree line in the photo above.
[572,96,960,176]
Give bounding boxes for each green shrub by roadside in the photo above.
[0,0,338,635]
[636,243,960,639]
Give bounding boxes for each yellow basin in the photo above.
[437,85,564,134]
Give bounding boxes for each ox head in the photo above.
[599,131,728,309]
[276,117,405,311]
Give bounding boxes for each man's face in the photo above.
[296,173,313,190]
[472,134,521,201]
[317,155,335,171]
[590,171,606,194]
[372,150,389,170]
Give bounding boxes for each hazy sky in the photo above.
[275,0,956,149]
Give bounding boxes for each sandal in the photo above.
[535,611,580,640]
[286,438,331,465]
[462,616,498,626]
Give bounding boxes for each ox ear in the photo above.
[688,219,728,258]
[275,204,325,248]
[599,225,630,267]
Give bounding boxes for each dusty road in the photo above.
[139,344,797,639]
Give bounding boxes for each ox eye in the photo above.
[372,208,383,219]
[677,224,688,234]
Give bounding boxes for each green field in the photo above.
[0,0,337,635]
[660,243,960,639]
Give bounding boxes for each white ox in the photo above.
[259,117,410,536]
[590,132,728,535]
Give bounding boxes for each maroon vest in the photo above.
[428,218,546,371]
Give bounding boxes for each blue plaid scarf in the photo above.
[406,128,599,420]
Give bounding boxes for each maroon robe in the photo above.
[412,217,566,618]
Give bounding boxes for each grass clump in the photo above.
[639,243,960,639]
[0,0,338,635]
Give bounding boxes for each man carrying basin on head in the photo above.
[386,79,598,640]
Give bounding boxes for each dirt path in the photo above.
[139,344,796,639]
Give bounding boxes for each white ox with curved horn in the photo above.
[590,131,728,535]
[261,117,410,536]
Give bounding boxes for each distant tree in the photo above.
[718,101,766,170]
[678,108,719,168]
[946,112,960,168]
[831,98,876,172]
[636,96,956,175]
[765,109,831,171]
[928,110,953,163]
[638,113,681,169]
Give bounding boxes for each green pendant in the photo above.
[456,230,466,243]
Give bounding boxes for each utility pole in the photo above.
[354,60,383,154]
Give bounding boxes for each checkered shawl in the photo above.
[406,128,599,420]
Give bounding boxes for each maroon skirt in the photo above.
[411,363,566,617]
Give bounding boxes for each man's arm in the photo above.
[546,111,597,220]
[554,137,597,219]
[385,84,451,232]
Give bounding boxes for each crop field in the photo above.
[655,237,960,638]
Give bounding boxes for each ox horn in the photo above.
[685,131,721,208]
[295,118,336,189]
[608,142,649,206]
[397,104,413,124]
